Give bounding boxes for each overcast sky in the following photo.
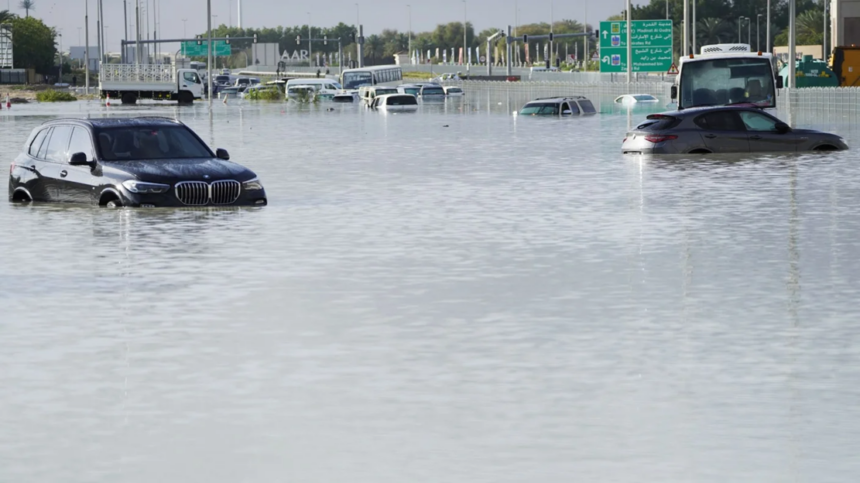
[16,0,646,51]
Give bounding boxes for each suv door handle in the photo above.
[750,135,762,140]
[704,134,717,139]
[60,170,68,178]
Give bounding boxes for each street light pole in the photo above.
[355,4,360,29]
[58,33,62,83]
[823,0,828,61]
[84,0,89,93]
[407,4,412,65]
[747,16,751,46]
[307,12,312,68]
[738,16,744,43]
[757,14,762,51]
[766,0,771,52]
[462,0,467,66]
[207,0,213,107]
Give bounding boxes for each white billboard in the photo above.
[0,24,12,69]
[251,43,280,68]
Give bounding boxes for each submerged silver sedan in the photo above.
[622,106,848,154]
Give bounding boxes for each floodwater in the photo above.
[2,92,860,482]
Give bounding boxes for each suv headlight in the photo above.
[242,177,264,191]
[122,180,170,194]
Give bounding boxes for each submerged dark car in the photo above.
[622,106,848,154]
[9,117,267,207]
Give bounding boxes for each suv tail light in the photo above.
[644,134,678,143]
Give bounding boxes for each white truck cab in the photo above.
[671,44,782,110]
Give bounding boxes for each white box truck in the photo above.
[99,64,205,105]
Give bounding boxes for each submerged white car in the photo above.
[614,94,659,105]
[443,86,465,97]
[369,94,418,112]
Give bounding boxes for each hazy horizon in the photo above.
[13,0,644,52]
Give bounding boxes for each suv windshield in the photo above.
[679,57,775,109]
[95,126,212,161]
[520,103,560,115]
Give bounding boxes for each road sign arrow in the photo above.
[602,30,608,39]
[602,56,610,64]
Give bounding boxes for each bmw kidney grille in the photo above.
[175,180,241,206]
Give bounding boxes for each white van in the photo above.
[285,78,343,100]
[358,85,400,105]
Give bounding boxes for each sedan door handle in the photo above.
[60,170,68,178]
[750,135,762,140]
[704,134,717,139]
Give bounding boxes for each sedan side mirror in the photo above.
[776,76,784,89]
[215,148,230,160]
[670,85,678,100]
[775,122,791,134]
[69,152,95,168]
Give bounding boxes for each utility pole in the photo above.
[307,12,312,68]
[766,0,771,52]
[462,0,467,66]
[207,0,213,107]
[96,0,101,67]
[407,4,412,65]
[683,0,688,56]
[99,0,105,63]
[788,0,795,88]
[583,0,587,72]
[123,0,127,62]
[136,0,141,65]
[238,0,243,29]
[85,0,89,93]
[692,0,696,55]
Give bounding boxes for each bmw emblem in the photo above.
[203,174,210,180]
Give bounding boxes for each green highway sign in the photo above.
[598,20,672,73]
[181,41,232,57]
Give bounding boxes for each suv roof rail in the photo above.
[533,95,587,101]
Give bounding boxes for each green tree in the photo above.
[18,0,33,18]
[774,9,822,46]
[696,17,732,46]
[10,15,55,74]
[0,9,16,23]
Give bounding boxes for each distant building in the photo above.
[0,23,12,68]
[69,46,99,71]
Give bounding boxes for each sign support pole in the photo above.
[626,0,631,83]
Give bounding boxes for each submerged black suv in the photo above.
[9,117,267,207]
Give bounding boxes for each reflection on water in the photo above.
[2,92,860,482]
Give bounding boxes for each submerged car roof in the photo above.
[41,117,184,128]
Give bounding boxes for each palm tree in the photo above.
[696,18,731,46]
[774,10,822,46]
[0,9,15,23]
[18,0,33,18]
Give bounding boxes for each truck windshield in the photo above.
[95,126,213,161]
[679,57,775,109]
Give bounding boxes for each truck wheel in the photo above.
[178,91,194,105]
[121,93,137,105]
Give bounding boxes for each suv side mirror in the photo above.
[215,148,230,160]
[69,152,95,168]
[670,85,678,100]
[775,122,791,134]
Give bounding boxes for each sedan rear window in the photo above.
[637,115,681,131]
[95,126,212,161]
